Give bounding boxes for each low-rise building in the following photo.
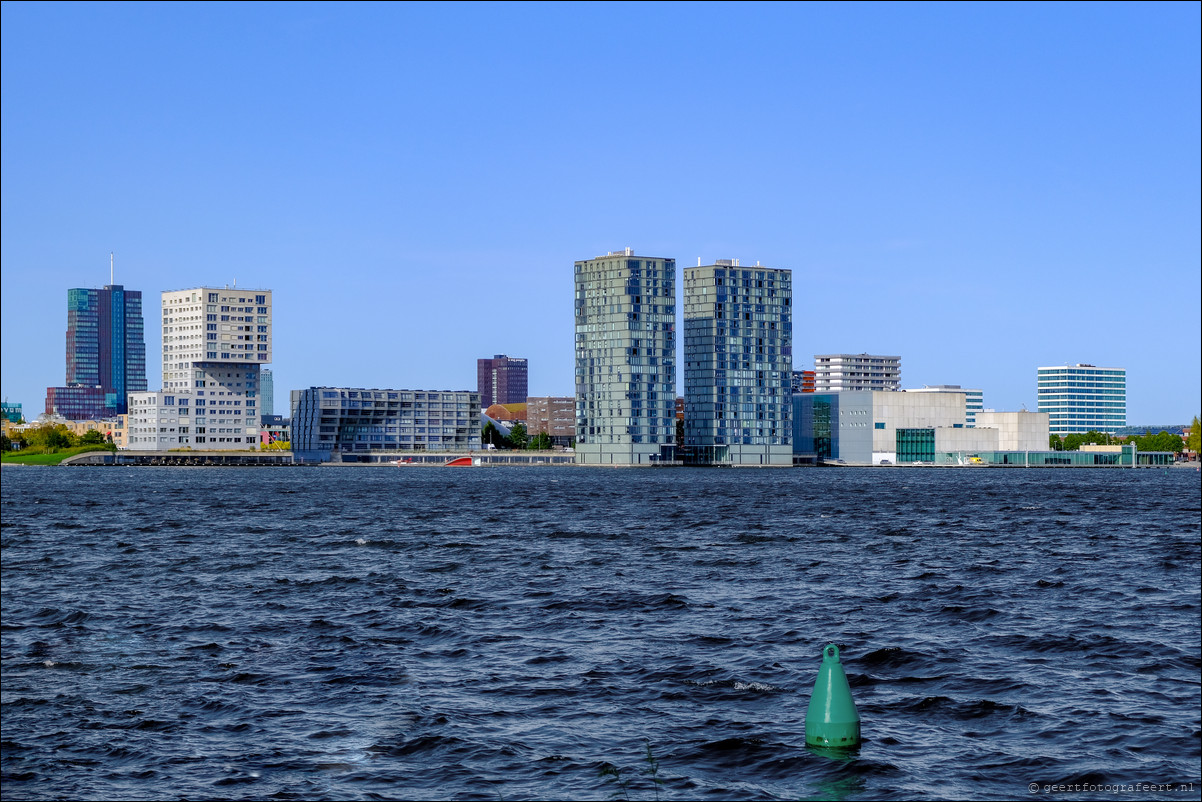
[794,391,1050,465]
[126,382,259,451]
[291,387,480,463]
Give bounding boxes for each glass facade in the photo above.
[1037,364,1126,434]
[47,284,147,419]
[930,445,1170,466]
[683,263,792,465]
[574,252,676,464]
[896,428,935,463]
[291,387,481,462]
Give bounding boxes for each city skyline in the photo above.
[2,4,1199,423]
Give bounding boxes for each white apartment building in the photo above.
[126,287,272,450]
[814,353,900,392]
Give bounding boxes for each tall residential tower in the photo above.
[574,249,676,465]
[683,261,792,465]
[45,284,147,419]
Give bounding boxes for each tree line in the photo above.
[2,423,113,455]
[1048,417,1200,455]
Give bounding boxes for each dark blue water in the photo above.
[2,466,1199,801]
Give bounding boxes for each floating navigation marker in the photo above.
[805,643,861,748]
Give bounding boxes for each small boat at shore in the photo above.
[444,456,480,467]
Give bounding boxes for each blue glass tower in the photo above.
[46,285,147,419]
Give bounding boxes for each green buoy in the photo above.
[805,643,861,748]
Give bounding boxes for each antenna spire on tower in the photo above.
[110,252,114,285]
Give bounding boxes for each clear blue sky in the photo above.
[3,2,1198,423]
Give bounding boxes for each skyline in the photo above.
[2,3,1199,423]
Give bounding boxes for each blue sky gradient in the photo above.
[3,2,1198,422]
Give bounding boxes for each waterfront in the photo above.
[2,468,1199,800]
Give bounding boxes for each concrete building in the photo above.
[794,391,1049,465]
[127,287,272,450]
[974,411,1049,452]
[291,387,480,462]
[814,354,900,392]
[574,248,676,465]
[683,261,792,465]
[45,284,147,419]
[526,396,575,447]
[1037,364,1126,434]
[477,354,528,410]
[904,385,984,426]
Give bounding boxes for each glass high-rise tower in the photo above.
[45,284,147,419]
[683,261,792,465]
[574,249,676,465]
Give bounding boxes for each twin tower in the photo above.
[574,249,792,466]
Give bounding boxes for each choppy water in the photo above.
[2,466,1199,801]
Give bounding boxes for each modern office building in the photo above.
[477,354,528,410]
[45,284,147,419]
[1,401,22,423]
[794,391,1048,465]
[126,287,272,450]
[574,248,676,465]
[905,385,984,426]
[1037,364,1126,434]
[683,261,792,465]
[813,354,900,392]
[526,396,575,447]
[261,368,274,420]
[290,387,480,462]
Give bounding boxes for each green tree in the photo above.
[0,433,10,452]
[80,429,106,445]
[482,421,504,449]
[1134,430,1183,454]
[528,431,552,450]
[1188,416,1201,453]
[1049,433,1063,451]
[507,422,529,450]
[23,424,77,452]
